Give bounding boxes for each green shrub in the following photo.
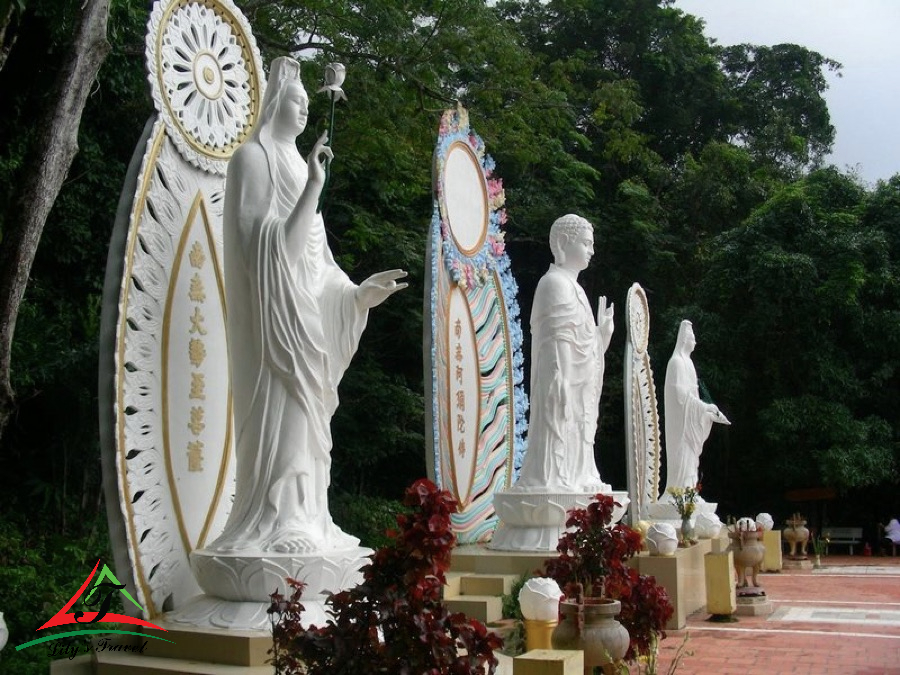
[329,491,409,549]
[0,514,114,674]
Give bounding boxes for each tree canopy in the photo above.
[0,0,897,551]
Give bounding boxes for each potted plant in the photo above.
[542,494,674,672]
[268,479,501,674]
[811,529,830,568]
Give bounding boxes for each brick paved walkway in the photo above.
[656,555,900,675]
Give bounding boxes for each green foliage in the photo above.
[693,168,900,495]
[0,511,114,674]
[0,0,895,555]
[329,492,409,549]
[721,43,839,174]
[500,573,529,622]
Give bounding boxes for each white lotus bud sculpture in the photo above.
[519,577,564,621]
[646,522,678,556]
[695,511,723,539]
[756,513,774,531]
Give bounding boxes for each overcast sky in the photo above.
[675,0,900,185]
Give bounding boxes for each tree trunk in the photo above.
[0,3,19,74]
[0,0,110,439]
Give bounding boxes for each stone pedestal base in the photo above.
[735,593,773,616]
[628,539,712,630]
[51,623,275,675]
[704,551,736,616]
[514,649,584,675]
[176,546,372,628]
[191,546,372,601]
[763,530,783,571]
[783,556,813,570]
[451,544,552,577]
[489,491,629,552]
[167,594,282,630]
[710,533,731,554]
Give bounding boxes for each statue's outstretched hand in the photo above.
[707,404,731,425]
[356,269,408,310]
[306,132,333,189]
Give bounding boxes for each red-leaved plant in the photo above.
[542,494,674,660]
[268,479,502,674]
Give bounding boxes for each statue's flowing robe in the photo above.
[514,264,609,492]
[663,350,712,494]
[211,140,366,552]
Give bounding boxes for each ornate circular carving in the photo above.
[442,141,489,256]
[147,0,264,174]
[627,284,650,354]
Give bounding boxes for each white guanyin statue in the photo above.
[662,320,729,497]
[513,214,614,493]
[209,56,407,555]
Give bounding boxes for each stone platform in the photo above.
[490,491,629,552]
[49,624,275,675]
[628,538,712,630]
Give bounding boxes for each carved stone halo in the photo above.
[146,0,264,174]
[627,284,650,354]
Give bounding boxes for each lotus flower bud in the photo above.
[518,578,563,621]
[318,63,347,101]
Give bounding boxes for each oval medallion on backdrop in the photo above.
[442,141,489,256]
[445,286,481,506]
[163,193,232,552]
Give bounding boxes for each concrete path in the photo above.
[657,554,900,674]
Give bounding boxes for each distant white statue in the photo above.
[513,214,614,492]
[210,56,407,555]
[663,320,729,496]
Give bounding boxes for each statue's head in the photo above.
[257,56,309,140]
[676,320,696,354]
[549,214,594,272]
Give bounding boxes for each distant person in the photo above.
[882,518,900,555]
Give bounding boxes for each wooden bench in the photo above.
[824,527,864,555]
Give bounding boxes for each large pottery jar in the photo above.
[783,513,810,557]
[552,597,630,674]
[728,521,765,588]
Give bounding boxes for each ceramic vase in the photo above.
[680,515,695,544]
[552,597,630,674]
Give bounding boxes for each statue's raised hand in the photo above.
[356,269,408,310]
[596,296,614,349]
[306,132,333,189]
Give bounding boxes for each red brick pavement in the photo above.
[655,555,900,675]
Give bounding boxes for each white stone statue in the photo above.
[513,214,614,493]
[662,320,729,497]
[209,56,407,555]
